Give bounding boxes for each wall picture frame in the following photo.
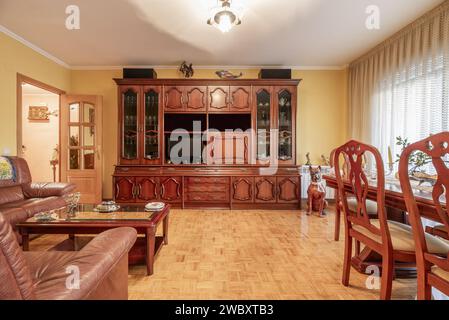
[28,106,49,121]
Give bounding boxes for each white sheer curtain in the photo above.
[372,54,448,164]
[348,1,449,162]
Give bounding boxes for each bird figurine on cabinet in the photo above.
[307,166,328,217]
[179,61,194,78]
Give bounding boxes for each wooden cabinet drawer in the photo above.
[186,184,228,193]
[186,192,229,202]
[185,177,229,185]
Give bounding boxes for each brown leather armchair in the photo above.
[0,213,137,300]
[0,157,76,241]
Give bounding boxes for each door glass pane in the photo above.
[69,149,80,169]
[144,90,159,159]
[69,103,80,123]
[69,126,80,146]
[83,150,95,169]
[256,90,270,160]
[123,89,138,159]
[83,103,95,123]
[83,126,95,147]
[278,90,292,160]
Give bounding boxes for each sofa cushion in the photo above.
[0,186,25,206]
[23,182,76,198]
[347,197,378,214]
[0,197,66,218]
[353,219,449,254]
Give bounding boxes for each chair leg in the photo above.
[342,233,352,286]
[417,270,432,300]
[380,254,394,300]
[334,197,341,241]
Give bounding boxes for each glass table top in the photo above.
[28,204,167,223]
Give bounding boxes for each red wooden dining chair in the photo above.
[333,140,449,299]
[399,132,449,299]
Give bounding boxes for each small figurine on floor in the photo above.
[307,166,328,217]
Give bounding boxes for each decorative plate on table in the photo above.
[35,212,59,222]
[145,202,165,212]
[93,204,120,213]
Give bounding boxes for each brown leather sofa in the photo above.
[0,157,76,241]
[0,213,137,300]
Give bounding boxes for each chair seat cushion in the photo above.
[347,198,378,214]
[435,224,448,233]
[352,219,449,255]
[432,266,449,282]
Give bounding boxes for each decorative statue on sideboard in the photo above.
[307,166,328,217]
[179,61,194,78]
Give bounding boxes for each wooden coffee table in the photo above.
[17,204,170,276]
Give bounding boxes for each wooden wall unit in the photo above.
[113,78,302,209]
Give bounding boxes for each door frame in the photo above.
[16,73,65,180]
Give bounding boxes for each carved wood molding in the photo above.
[164,87,183,109]
[137,177,158,200]
[256,178,276,201]
[160,177,181,201]
[231,87,250,110]
[209,87,228,110]
[233,178,253,201]
[186,87,206,110]
[278,177,298,202]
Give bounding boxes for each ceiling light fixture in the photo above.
[207,0,242,33]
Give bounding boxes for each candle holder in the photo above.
[385,162,395,177]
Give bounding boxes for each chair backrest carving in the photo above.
[333,140,391,245]
[399,132,449,256]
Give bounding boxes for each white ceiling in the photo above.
[0,0,444,68]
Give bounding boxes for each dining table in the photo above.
[323,173,445,279]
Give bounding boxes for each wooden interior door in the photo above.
[61,95,103,204]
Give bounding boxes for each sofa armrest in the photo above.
[27,228,137,300]
[22,182,77,198]
[80,227,137,260]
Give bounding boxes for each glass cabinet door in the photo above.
[256,89,271,160]
[122,88,139,160]
[144,88,159,160]
[278,89,293,161]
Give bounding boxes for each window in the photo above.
[372,54,448,165]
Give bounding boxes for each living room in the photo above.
[1,0,449,310]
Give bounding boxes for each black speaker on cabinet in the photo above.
[259,69,292,79]
[123,68,157,79]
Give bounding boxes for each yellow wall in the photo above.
[0,32,71,155]
[0,32,348,199]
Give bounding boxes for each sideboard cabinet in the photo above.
[113,78,301,209]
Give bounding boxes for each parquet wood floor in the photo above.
[30,208,417,300]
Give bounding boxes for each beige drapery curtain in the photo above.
[348,1,449,156]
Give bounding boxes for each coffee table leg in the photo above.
[22,231,29,251]
[146,227,155,276]
[163,215,169,245]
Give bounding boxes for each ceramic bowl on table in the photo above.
[94,201,120,213]
[145,202,165,212]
